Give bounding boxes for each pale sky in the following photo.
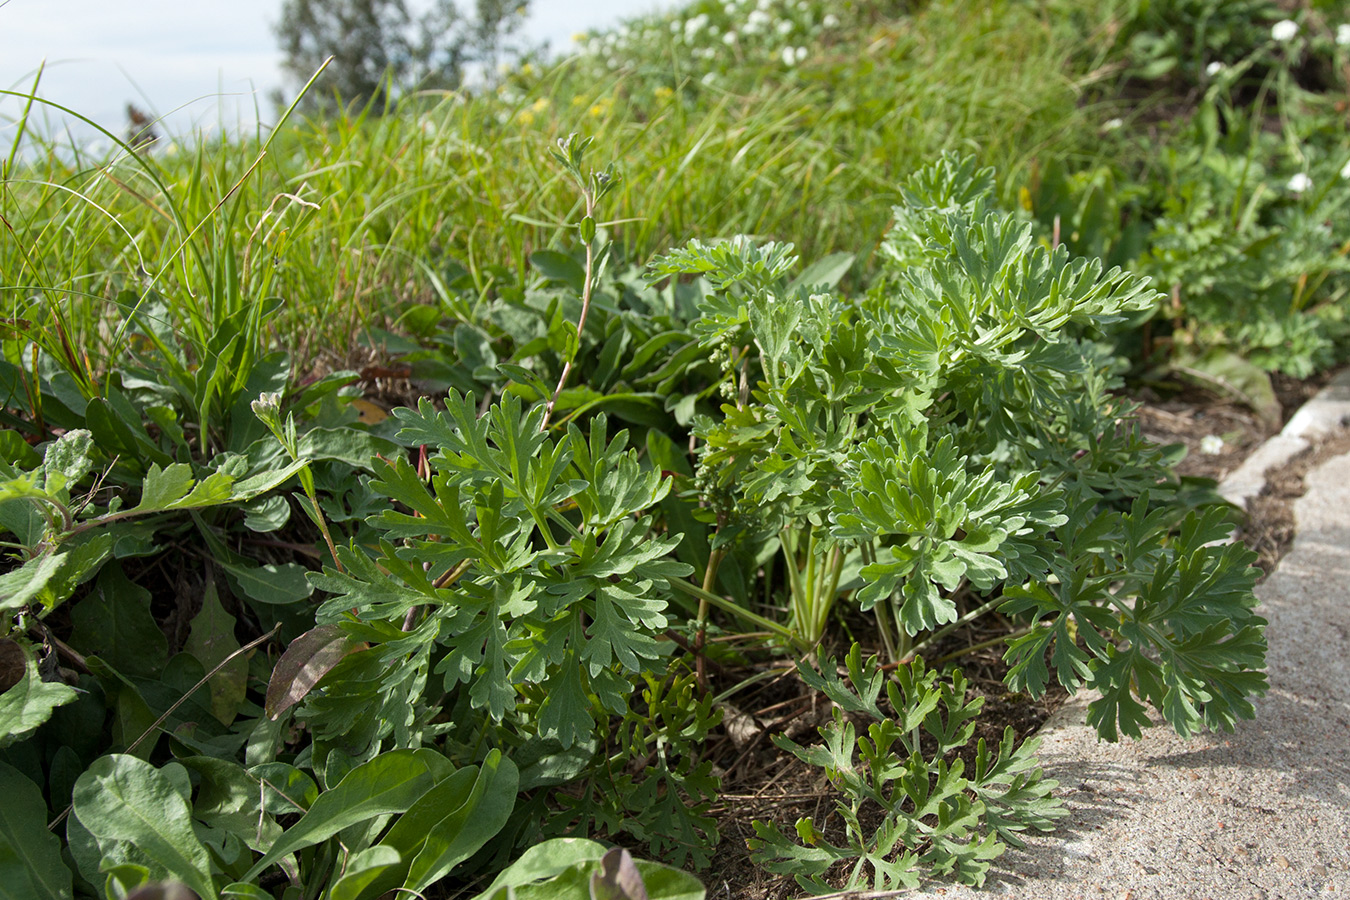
[0,0,673,144]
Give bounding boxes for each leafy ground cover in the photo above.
[2,0,1349,897]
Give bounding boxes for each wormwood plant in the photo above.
[657,153,1266,743]
[649,153,1266,884]
[750,645,1063,892]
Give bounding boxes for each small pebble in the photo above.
[1275,855,1291,869]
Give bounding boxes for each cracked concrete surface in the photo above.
[907,381,1350,900]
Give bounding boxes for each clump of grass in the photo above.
[2,0,1124,383]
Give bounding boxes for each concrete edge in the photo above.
[1217,368,1350,508]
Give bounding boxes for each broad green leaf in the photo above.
[220,559,314,606]
[40,429,95,496]
[531,249,586,294]
[242,749,439,881]
[403,751,518,892]
[1173,349,1280,431]
[787,252,855,293]
[178,756,282,855]
[240,495,291,533]
[0,645,76,748]
[231,457,311,500]
[70,563,168,679]
[0,529,112,613]
[0,470,46,547]
[127,464,198,513]
[297,429,399,472]
[85,657,159,760]
[0,431,40,469]
[328,846,403,900]
[0,760,73,900]
[71,755,217,900]
[64,813,106,892]
[183,581,247,726]
[0,554,65,612]
[247,763,318,815]
[469,839,608,899]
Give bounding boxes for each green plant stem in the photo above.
[811,545,845,648]
[798,527,818,640]
[540,197,597,433]
[693,546,724,690]
[670,578,806,652]
[896,614,913,663]
[873,594,899,665]
[303,487,343,574]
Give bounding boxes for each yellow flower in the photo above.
[654,86,675,101]
[588,96,614,118]
[516,109,536,125]
[531,97,551,113]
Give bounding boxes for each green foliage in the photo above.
[1113,0,1282,82]
[59,749,518,900]
[1136,132,1350,378]
[0,760,72,900]
[469,839,705,900]
[2,0,1321,892]
[649,152,1267,746]
[1001,501,1266,741]
[552,672,722,869]
[309,393,691,752]
[0,428,307,625]
[749,645,1064,893]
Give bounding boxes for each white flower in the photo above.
[1287,172,1312,193]
[1337,23,1350,45]
[1102,117,1124,131]
[781,45,796,66]
[723,30,737,44]
[777,19,794,35]
[701,71,718,86]
[794,45,808,63]
[1200,435,1225,456]
[822,13,840,28]
[1205,61,1225,76]
[1271,19,1299,42]
[1340,158,1350,179]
